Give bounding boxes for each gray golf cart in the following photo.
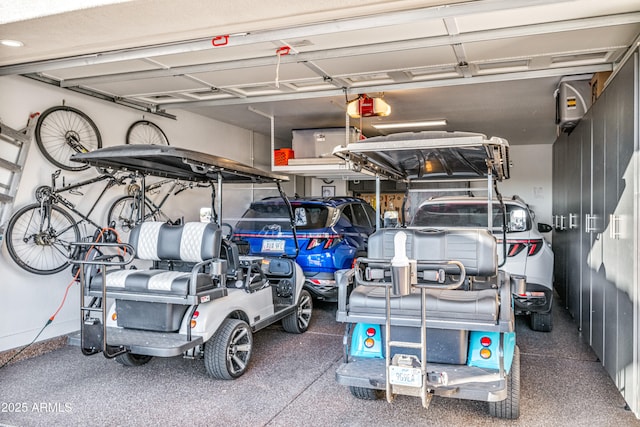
[68,145,312,379]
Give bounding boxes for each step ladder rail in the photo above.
[383,260,467,408]
[384,283,431,408]
[384,284,393,402]
[69,241,134,358]
[0,114,39,238]
[79,263,102,356]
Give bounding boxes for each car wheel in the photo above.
[489,345,520,419]
[282,289,313,334]
[531,311,553,332]
[204,318,253,379]
[349,386,384,400]
[115,353,153,366]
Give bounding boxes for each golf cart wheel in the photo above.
[115,353,153,366]
[349,386,383,400]
[531,311,553,332]
[204,318,253,379]
[282,289,313,334]
[489,345,520,419]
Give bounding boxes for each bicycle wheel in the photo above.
[35,105,102,171]
[5,203,81,275]
[125,120,169,145]
[107,196,157,238]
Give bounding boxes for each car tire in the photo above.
[115,353,153,366]
[531,311,553,332]
[204,318,253,379]
[489,345,520,419]
[349,386,383,400]
[282,289,313,334]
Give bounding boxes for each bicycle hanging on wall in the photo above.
[35,104,102,171]
[5,169,128,275]
[125,120,169,145]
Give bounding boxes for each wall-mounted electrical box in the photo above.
[555,78,592,132]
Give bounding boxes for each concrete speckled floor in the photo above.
[0,299,638,427]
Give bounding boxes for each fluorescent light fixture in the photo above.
[0,39,24,47]
[372,120,447,129]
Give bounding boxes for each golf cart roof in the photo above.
[71,145,289,183]
[332,131,510,182]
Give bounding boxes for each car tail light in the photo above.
[505,239,543,257]
[480,336,492,347]
[307,236,342,250]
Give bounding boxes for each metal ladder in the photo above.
[384,284,432,409]
[0,114,38,241]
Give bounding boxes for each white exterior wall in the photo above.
[0,76,279,351]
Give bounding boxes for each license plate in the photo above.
[389,365,422,387]
[261,239,285,252]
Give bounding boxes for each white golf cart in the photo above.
[332,131,521,418]
[68,145,312,379]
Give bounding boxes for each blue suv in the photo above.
[232,197,377,301]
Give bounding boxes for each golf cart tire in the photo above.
[349,386,384,400]
[115,353,153,367]
[282,289,313,334]
[204,318,253,380]
[531,311,553,332]
[489,345,520,419]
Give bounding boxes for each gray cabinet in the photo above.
[552,51,638,415]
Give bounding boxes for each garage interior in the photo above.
[1,0,640,424]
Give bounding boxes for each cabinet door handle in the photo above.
[569,213,578,229]
[609,214,621,240]
[585,214,597,233]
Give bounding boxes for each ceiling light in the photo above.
[0,39,24,47]
[347,95,391,118]
[372,120,447,129]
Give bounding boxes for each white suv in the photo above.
[409,195,554,331]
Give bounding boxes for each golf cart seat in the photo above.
[348,228,506,328]
[89,221,226,300]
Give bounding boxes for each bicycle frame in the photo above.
[127,177,209,224]
[47,169,124,233]
[140,178,181,221]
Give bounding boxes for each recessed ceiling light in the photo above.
[0,39,24,47]
[372,120,447,129]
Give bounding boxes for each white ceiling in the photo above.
[1,0,639,145]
